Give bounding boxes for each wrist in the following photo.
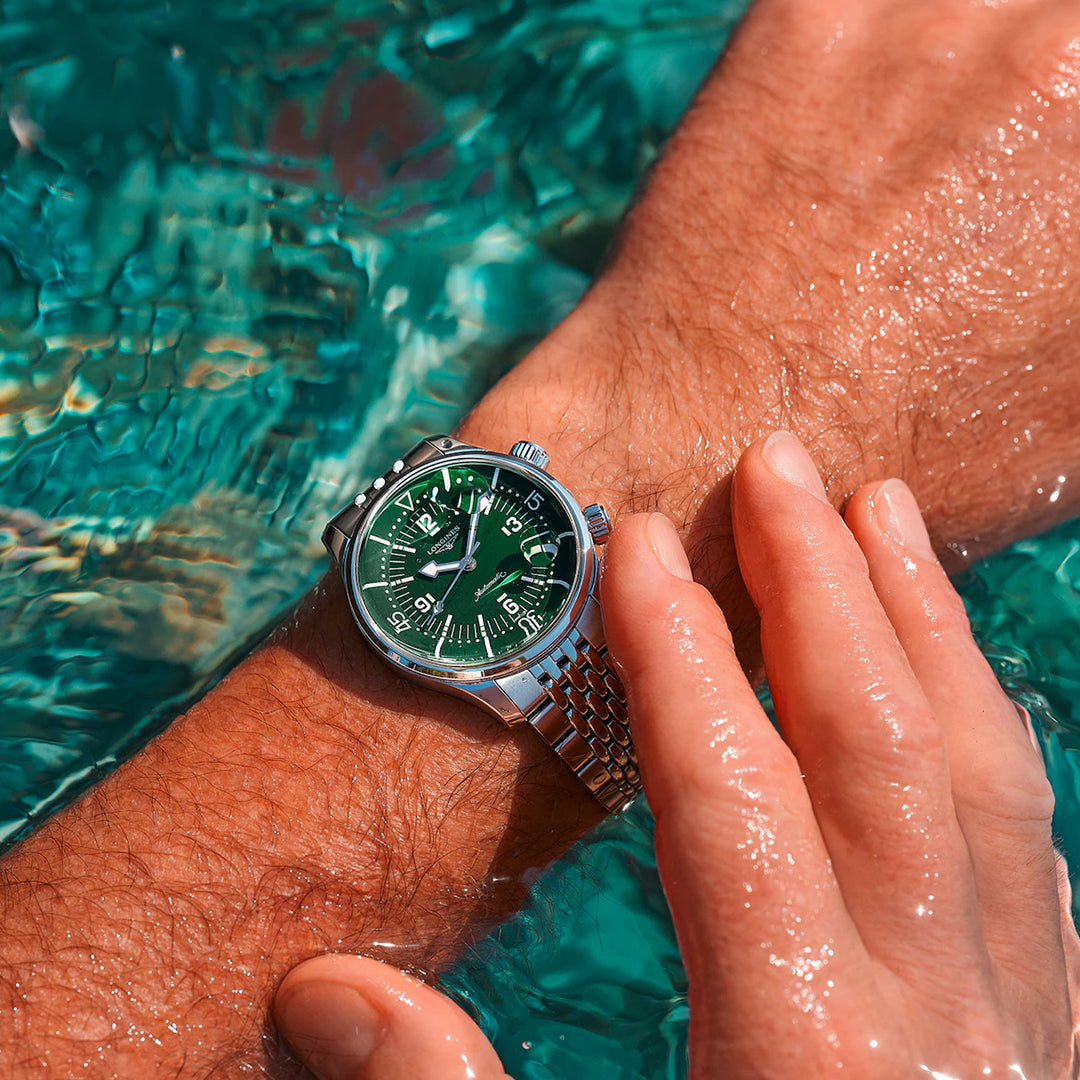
[269,571,606,918]
[0,555,604,1075]
[457,287,783,662]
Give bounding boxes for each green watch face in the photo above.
[352,456,582,667]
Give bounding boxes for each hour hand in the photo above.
[419,559,464,578]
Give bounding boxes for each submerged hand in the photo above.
[606,434,1080,1077]
[273,434,1080,1078]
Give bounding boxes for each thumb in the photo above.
[274,954,509,1080]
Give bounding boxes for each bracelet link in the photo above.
[528,624,641,813]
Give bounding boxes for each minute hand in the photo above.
[463,503,483,560]
[433,507,483,615]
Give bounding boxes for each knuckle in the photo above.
[630,584,737,691]
[961,744,1055,832]
[757,532,873,623]
[895,569,984,656]
[857,701,948,767]
[797,684,947,770]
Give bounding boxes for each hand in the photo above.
[274,434,1080,1078]
[605,434,1080,1077]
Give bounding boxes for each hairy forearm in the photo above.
[0,577,603,1075]
[464,291,1080,665]
[469,5,1080,642]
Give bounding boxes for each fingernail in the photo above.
[762,431,829,502]
[276,979,384,1080]
[874,479,936,561]
[647,513,694,581]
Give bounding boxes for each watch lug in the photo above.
[414,434,470,459]
[509,440,550,471]
[493,668,546,718]
[322,434,476,564]
[322,513,360,565]
[396,434,469,475]
[575,594,605,648]
[463,678,532,726]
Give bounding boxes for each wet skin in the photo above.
[5,0,1080,1075]
[275,436,1080,1080]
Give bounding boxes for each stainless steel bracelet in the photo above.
[527,626,641,814]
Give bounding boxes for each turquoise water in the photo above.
[0,0,738,844]
[2,2,1079,1077]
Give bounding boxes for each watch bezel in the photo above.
[343,447,597,684]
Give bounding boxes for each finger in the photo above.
[274,954,508,1080]
[602,513,870,1068]
[1054,848,1080,1034]
[845,482,1067,1008]
[730,433,989,983]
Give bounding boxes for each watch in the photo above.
[322,434,642,813]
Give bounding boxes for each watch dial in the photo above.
[353,457,581,666]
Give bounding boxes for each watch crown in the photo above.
[509,440,549,471]
[583,504,612,545]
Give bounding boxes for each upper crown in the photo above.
[509,440,550,471]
